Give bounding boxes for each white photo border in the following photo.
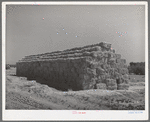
[2,1,148,121]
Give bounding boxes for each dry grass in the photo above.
[129,75,145,82]
[6,68,145,110]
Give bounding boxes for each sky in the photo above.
[6,4,145,65]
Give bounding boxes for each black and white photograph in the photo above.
[2,1,148,121]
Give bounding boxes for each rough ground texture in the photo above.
[16,42,129,91]
[6,68,145,110]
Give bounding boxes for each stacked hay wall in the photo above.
[16,42,130,91]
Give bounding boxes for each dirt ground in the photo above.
[5,68,145,110]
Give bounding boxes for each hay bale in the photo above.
[92,46,101,51]
[107,85,117,90]
[96,76,103,83]
[100,42,111,49]
[121,68,128,75]
[89,62,99,69]
[108,52,115,58]
[114,71,120,79]
[90,51,98,58]
[104,57,108,63]
[86,68,97,77]
[90,77,97,85]
[97,52,104,60]
[117,83,129,90]
[109,58,116,64]
[83,46,101,52]
[83,52,91,56]
[116,77,123,84]
[96,67,105,75]
[105,73,111,79]
[115,54,121,59]
[110,63,118,68]
[100,75,106,83]
[103,52,109,58]
[101,63,110,69]
[107,68,115,75]
[117,68,122,74]
[96,83,107,89]
[116,59,121,63]
[106,79,117,86]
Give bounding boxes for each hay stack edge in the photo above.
[16,42,129,91]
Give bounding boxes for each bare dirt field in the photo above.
[6,68,145,110]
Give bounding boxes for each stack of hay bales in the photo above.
[16,42,129,91]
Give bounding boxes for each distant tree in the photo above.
[128,62,145,75]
